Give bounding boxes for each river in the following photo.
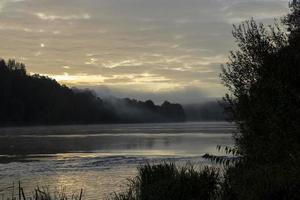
[0,122,235,199]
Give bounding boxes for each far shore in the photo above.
[0,121,233,135]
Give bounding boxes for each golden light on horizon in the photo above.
[0,0,290,102]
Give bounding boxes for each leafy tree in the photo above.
[285,0,300,43]
[221,5,299,165]
[219,1,300,199]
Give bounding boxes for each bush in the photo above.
[110,163,220,200]
[220,163,300,200]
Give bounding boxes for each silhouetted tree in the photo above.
[285,0,300,42]
[220,1,300,199]
[220,19,297,163]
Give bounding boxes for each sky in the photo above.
[0,0,289,103]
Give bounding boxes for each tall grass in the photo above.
[0,182,83,200]
[110,163,220,200]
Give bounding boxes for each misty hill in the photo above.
[183,101,226,121]
[0,59,185,126]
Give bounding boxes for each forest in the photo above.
[0,59,185,126]
[183,101,226,121]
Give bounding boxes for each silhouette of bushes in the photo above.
[110,163,220,200]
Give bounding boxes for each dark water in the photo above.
[0,122,235,199]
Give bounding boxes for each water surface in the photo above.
[0,122,235,199]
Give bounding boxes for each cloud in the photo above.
[0,0,290,103]
[222,0,289,24]
[35,13,91,21]
[103,60,144,69]
[85,58,98,65]
[44,73,106,85]
[0,1,6,12]
[87,85,216,104]
[0,0,25,13]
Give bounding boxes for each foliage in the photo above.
[183,101,226,121]
[284,0,300,42]
[203,145,241,166]
[110,163,220,200]
[0,60,185,126]
[1,182,83,200]
[221,0,300,164]
[220,162,300,200]
[218,1,300,199]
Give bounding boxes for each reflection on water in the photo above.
[0,122,235,199]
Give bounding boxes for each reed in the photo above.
[0,181,83,200]
[110,162,220,200]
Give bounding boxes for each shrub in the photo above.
[110,163,220,200]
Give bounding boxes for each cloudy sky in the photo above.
[0,0,289,103]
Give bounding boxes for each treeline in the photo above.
[106,97,185,123]
[183,101,226,121]
[0,59,185,126]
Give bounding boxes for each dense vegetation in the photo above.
[3,181,83,200]
[0,60,185,126]
[184,101,226,121]
[113,1,300,200]
[110,163,220,200]
[217,0,300,199]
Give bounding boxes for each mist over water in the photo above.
[0,122,235,199]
